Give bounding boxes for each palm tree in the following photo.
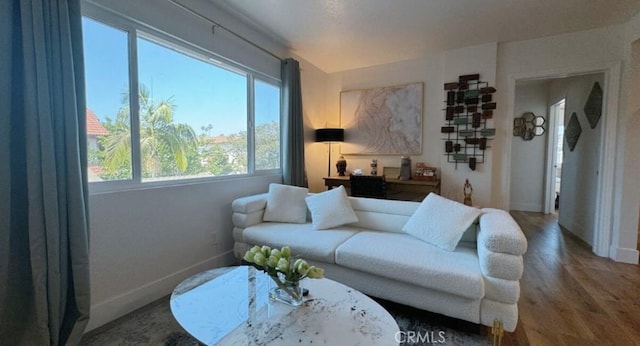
[100,85,198,179]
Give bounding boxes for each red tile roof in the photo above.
[86,108,109,135]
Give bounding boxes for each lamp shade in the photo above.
[315,128,344,143]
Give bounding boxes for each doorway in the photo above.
[505,62,621,258]
[545,99,565,215]
[510,73,604,247]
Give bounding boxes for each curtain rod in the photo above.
[168,0,283,62]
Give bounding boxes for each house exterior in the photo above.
[86,108,108,181]
[86,108,108,151]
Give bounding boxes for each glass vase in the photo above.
[269,276,303,306]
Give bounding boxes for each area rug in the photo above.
[80,296,491,346]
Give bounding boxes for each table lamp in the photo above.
[315,128,344,177]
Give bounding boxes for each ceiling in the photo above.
[211,0,640,73]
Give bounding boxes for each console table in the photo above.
[323,176,440,202]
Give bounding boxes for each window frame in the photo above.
[83,4,282,194]
[253,77,283,172]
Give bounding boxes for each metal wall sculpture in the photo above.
[441,74,496,171]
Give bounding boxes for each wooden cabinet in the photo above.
[323,176,440,202]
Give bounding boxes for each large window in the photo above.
[82,15,281,186]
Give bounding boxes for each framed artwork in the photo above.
[340,82,423,155]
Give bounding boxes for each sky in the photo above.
[82,17,279,137]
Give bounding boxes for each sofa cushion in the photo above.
[263,183,309,224]
[348,197,418,234]
[402,194,481,251]
[335,231,484,299]
[305,186,358,230]
[241,222,359,263]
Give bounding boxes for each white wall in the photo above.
[85,0,285,79]
[495,24,625,210]
[87,176,278,330]
[306,20,639,262]
[84,0,286,331]
[442,43,498,206]
[494,23,640,262]
[296,55,330,193]
[320,54,445,193]
[549,74,604,246]
[510,81,549,212]
[611,11,640,263]
[315,43,498,206]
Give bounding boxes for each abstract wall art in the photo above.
[565,112,582,152]
[340,82,423,155]
[584,81,603,129]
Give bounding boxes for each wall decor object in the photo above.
[584,81,603,129]
[399,156,412,180]
[565,112,582,152]
[513,112,545,140]
[463,179,473,206]
[336,156,347,176]
[441,74,496,171]
[340,82,423,155]
[415,163,437,181]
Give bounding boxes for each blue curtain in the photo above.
[0,0,91,345]
[281,58,307,187]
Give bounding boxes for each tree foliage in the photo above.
[98,85,198,179]
[93,86,280,181]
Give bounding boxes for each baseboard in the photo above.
[85,250,236,332]
[559,220,589,243]
[612,247,639,264]
[509,202,542,212]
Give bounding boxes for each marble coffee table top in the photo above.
[170,265,399,345]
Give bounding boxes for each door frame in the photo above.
[543,99,565,214]
[502,61,621,258]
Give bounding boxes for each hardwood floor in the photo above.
[502,211,640,346]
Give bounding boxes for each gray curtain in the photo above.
[281,58,307,187]
[0,0,91,345]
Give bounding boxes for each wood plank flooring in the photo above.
[502,211,640,346]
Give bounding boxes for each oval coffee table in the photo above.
[170,266,399,345]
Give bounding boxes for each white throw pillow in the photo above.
[263,183,309,224]
[305,186,358,230]
[402,193,482,251]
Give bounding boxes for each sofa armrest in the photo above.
[232,193,268,229]
[478,208,527,256]
[232,193,268,214]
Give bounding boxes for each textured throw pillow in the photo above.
[305,186,358,230]
[402,193,482,251]
[263,183,309,224]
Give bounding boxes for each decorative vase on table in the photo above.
[336,156,347,176]
[243,245,324,307]
[399,156,412,181]
[269,276,304,306]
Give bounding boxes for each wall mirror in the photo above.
[513,112,545,141]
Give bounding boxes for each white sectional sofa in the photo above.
[231,190,527,332]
